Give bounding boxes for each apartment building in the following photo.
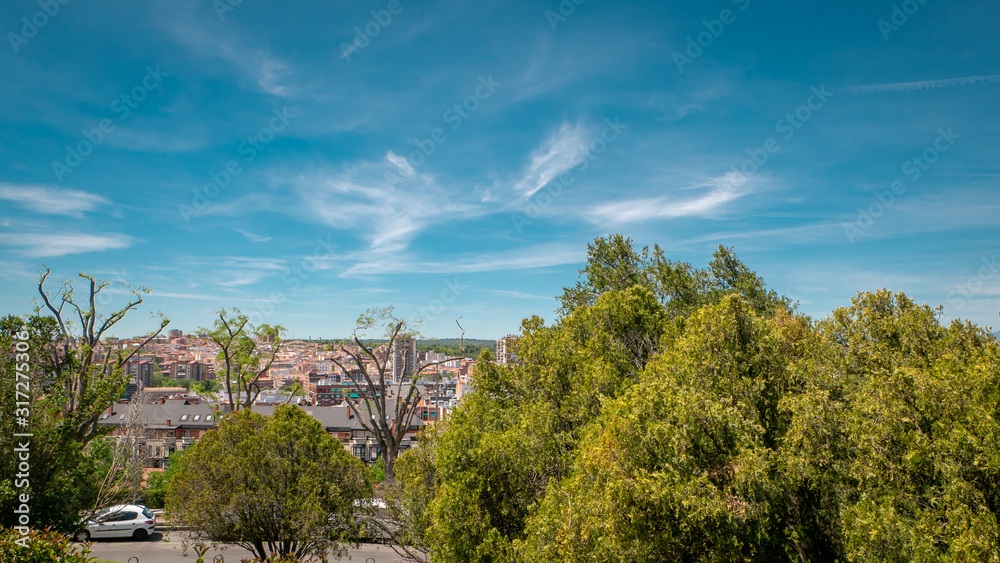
[497,334,519,366]
[390,336,417,383]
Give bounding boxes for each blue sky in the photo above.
[1,0,998,339]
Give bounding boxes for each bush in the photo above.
[144,449,186,509]
[0,527,97,563]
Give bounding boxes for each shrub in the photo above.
[0,527,96,563]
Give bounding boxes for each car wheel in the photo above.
[74,530,90,542]
[132,528,149,541]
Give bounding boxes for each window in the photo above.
[193,415,201,421]
[102,511,137,523]
[206,415,213,421]
[180,414,189,421]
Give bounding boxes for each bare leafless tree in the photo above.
[330,307,464,483]
[86,389,151,517]
[35,268,169,445]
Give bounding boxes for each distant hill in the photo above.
[418,338,496,358]
[316,337,496,358]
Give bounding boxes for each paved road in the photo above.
[84,531,405,563]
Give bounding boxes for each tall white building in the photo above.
[497,334,519,366]
[391,336,418,383]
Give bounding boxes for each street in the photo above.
[84,531,405,563]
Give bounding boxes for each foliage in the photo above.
[151,374,191,389]
[0,527,98,563]
[428,285,671,560]
[1,270,166,532]
[278,382,304,396]
[424,235,1000,562]
[814,290,1000,562]
[166,404,371,560]
[367,456,386,485]
[193,378,221,393]
[371,427,441,562]
[144,449,187,509]
[521,297,826,562]
[560,234,792,318]
[1,309,161,531]
[200,308,284,411]
[417,339,494,358]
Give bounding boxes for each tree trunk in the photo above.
[383,450,396,484]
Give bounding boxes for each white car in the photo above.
[74,504,156,541]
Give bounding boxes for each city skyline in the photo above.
[1,0,999,338]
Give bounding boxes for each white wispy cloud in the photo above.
[841,75,1000,94]
[0,232,133,257]
[206,256,286,287]
[162,8,291,97]
[514,122,589,199]
[229,228,272,242]
[0,259,34,280]
[0,184,109,217]
[154,292,224,301]
[342,242,584,277]
[291,152,481,257]
[474,289,552,300]
[584,172,749,224]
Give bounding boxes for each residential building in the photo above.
[390,336,417,383]
[497,334,519,366]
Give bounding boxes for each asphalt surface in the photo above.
[84,530,405,563]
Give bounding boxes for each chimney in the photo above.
[166,419,171,426]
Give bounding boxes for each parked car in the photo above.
[74,504,156,541]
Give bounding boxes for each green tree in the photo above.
[521,296,831,562]
[193,379,221,394]
[143,449,187,509]
[201,308,284,411]
[166,404,371,560]
[428,286,671,561]
[426,237,791,560]
[812,290,1000,562]
[1,269,167,532]
[560,235,791,318]
[389,427,439,561]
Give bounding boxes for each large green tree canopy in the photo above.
[413,235,1000,563]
